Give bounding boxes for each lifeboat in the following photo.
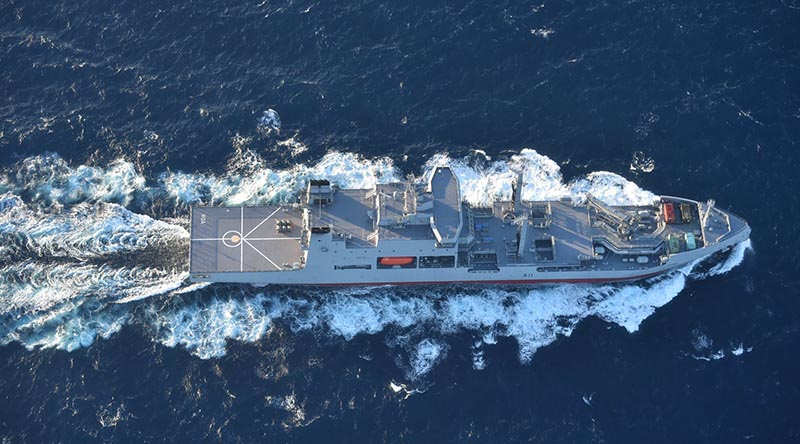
[379,257,415,266]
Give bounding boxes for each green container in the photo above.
[685,232,696,250]
[668,235,681,254]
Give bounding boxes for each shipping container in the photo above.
[685,232,696,250]
[668,234,681,254]
[662,202,676,223]
[680,203,693,223]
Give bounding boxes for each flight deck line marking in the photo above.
[240,207,244,272]
[244,237,302,241]
[242,239,281,270]
[243,207,283,238]
[191,237,301,241]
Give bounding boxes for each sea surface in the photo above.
[1,0,798,442]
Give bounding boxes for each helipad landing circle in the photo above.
[222,230,243,247]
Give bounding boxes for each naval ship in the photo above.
[189,167,750,286]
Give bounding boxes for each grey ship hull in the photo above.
[189,168,750,286]
[189,232,748,286]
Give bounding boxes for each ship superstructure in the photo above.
[189,167,750,285]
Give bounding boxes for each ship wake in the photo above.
[0,146,751,380]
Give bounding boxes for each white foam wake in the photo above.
[708,239,753,276]
[140,238,746,369]
[688,329,753,362]
[3,148,653,211]
[159,150,401,207]
[1,153,147,207]
[151,294,274,359]
[0,261,189,349]
[146,260,723,376]
[2,150,401,209]
[409,339,447,379]
[0,192,187,260]
[425,149,657,207]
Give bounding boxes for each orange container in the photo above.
[662,203,675,223]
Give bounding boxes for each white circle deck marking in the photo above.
[222,230,243,248]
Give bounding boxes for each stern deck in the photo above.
[190,206,304,274]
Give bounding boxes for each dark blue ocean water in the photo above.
[1,0,798,442]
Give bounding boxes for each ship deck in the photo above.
[476,199,706,270]
[313,189,375,247]
[190,206,304,273]
[476,201,596,267]
[190,187,746,278]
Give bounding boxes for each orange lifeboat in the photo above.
[379,257,415,266]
